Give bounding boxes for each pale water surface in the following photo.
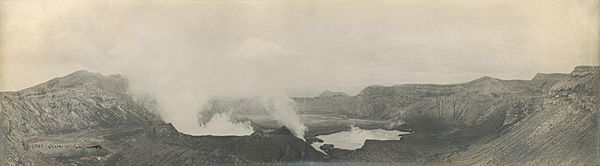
[311,126,411,153]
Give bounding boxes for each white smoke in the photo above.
[2,1,598,140]
[100,37,306,136]
[260,96,307,139]
[117,37,311,137]
[192,113,254,136]
[2,2,325,137]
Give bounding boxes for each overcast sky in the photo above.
[1,0,598,97]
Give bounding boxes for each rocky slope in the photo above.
[1,66,598,165]
[208,66,599,164]
[0,71,163,164]
[447,66,600,165]
[0,71,324,165]
[335,66,599,165]
[0,71,162,134]
[317,90,350,98]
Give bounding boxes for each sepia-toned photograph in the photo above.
[0,0,598,165]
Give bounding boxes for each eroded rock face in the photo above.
[294,66,598,164]
[571,66,600,77]
[446,66,600,165]
[0,71,161,135]
[292,75,542,142]
[0,66,598,165]
[317,90,350,98]
[0,71,164,164]
[0,71,325,165]
[136,66,599,164]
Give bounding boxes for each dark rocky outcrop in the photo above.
[105,125,325,165]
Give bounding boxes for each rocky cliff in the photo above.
[1,66,598,165]
[335,66,599,165]
[447,66,600,165]
[0,71,163,164]
[0,71,324,165]
[157,66,599,164]
[0,71,161,134]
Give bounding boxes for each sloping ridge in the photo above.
[449,66,600,165]
[323,66,597,165]
[350,75,524,130]
[1,67,597,164]
[295,74,524,125]
[0,70,161,135]
[0,71,325,165]
[317,90,350,98]
[0,70,164,164]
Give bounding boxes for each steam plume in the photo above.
[260,96,307,139]
[193,113,254,136]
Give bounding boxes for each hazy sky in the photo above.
[1,0,599,97]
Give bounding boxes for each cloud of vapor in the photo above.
[260,96,308,139]
[1,1,598,137]
[193,113,254,136]
[120,37,307,136]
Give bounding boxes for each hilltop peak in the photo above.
[471,76,498,82]
[317,90,350,98]
[571,65,600,77]
[64,70,124,81]
[22,70,129,94]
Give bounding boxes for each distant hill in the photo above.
[1,66,598,165]
[0,71,324,165]
[0,70,162,134]
[297,66,600,165]
[317,90,350,98]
